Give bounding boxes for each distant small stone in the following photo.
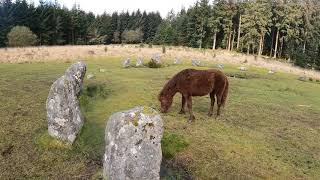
[298,76,307,82]
[268,70,275,75]
[87,73,95,79]
[192,59,201,66]
[238,66,247,71]
[99,68,106,73]
[136,57,143,67]
[123,58,131,68]
[151,53,161,64]
[174,58,182,65]
[217,64,224,69]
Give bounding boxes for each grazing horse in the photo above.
[158,68,229,122]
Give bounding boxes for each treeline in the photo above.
[1,0,320,69]
[0,0,161,46]
[154,0,320,69]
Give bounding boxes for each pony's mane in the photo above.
[159,75,178,97]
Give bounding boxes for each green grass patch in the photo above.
[162,133,189,159]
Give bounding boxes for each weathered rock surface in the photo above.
[46,61,86,143]
[103,106,164,180]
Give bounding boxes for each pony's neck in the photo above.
[163,81,177,97]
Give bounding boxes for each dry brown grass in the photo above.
[0,44,319,79]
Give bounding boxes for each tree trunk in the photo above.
[273,29,279,58]
[270,29,274,57]
[40,33,42,46]
[261,34,265,55]
[228,31,232,51]
[237,14,241,50]
[213,31,217,50]
[247,44,250,55]
[199,22,204,49]
[279,36,284,57]
[258,34,263,56]
[231,29,236,51]
[303,30,308,54]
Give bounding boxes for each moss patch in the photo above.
[162,133,189,159]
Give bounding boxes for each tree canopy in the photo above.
[1,0,320,69]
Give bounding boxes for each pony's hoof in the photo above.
[208,112,213,117]
[179,111,185,114]
[188,116,195,123]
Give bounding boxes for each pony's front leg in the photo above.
[186,96,195,123]
[179,95,186,114]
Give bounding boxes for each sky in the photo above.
[28,0,200,17]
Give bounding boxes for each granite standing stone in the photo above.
[103,106,164,180]
[46,61,86,143]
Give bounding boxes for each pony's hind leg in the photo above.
[216,91,223,117]
[186,96,195,123]
[208,91,215,117]
[179,95,186,114]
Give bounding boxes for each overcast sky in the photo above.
[28,0,202,17]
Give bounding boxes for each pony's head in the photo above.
[158,91,173,113]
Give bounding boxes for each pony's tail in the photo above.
[221,77,229,108]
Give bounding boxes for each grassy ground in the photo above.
[0,57,320,179]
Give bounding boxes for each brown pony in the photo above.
[158,68,229,122]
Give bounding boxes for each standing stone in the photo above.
[136,57,143,67]
[173,58,182,65]
[192,59,201,66]
[123,58,131,68]
[46,61,86,143]
[103,106,163,180]
[151,53,162,64]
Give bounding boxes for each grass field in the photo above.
[0,57,320,179]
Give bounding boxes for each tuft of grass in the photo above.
[35,131,72,150]
[147,60,163,68]
[162,133,189,159]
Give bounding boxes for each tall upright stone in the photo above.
[103,106,164,180]
[46,61,86,143]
